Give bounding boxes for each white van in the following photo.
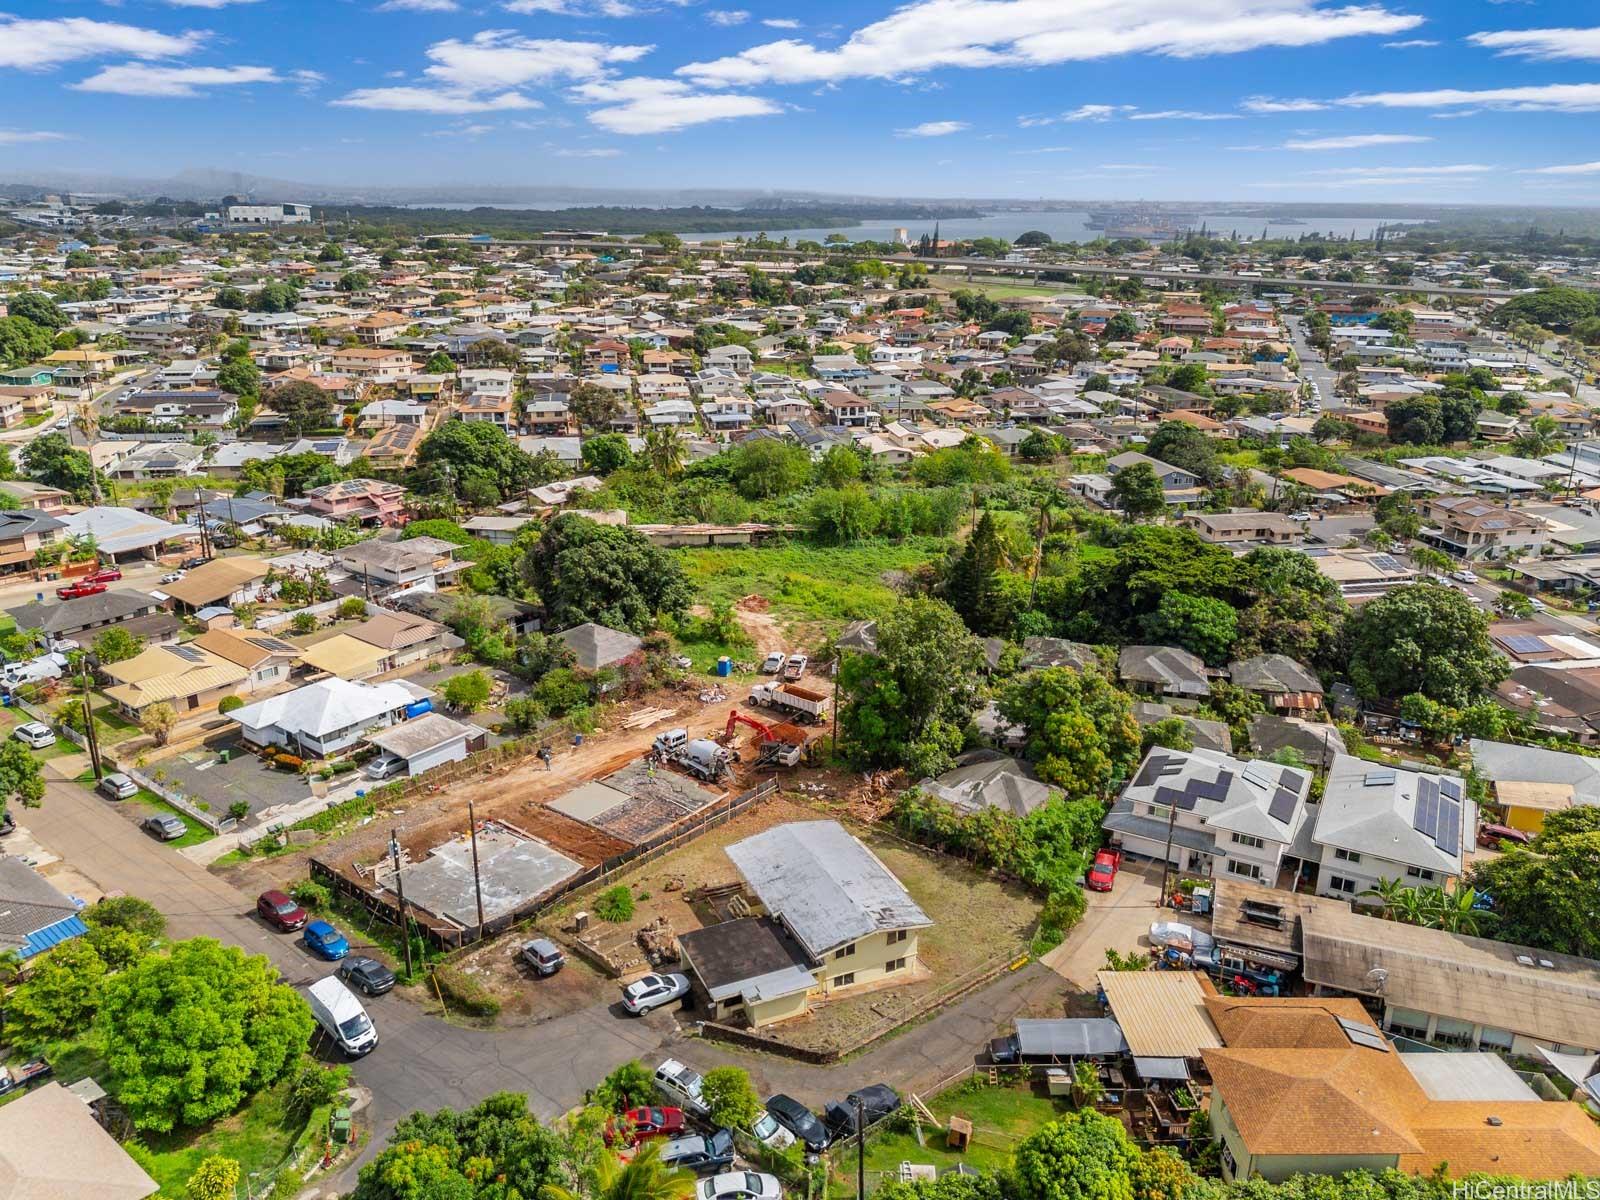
[307,976,378,1057]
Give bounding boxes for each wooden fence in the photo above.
[310,776,780,952]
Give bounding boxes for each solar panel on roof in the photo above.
[1502,634,1551,654]
[1133,754,1170,789]
[1436,795,1461,854]
[1364,769,1396,787]
[1336,1016,1391,1053]
[1414,776,1440,838]
[248,636,298,653]
[1370,554,1403,572]
[1440,778,1462,802]
[1268,783,1299,824]
[168,645,206,663]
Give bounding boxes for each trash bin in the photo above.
[331,1107,352,1144]
[218,749,230,764]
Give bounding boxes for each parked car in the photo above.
[159,570,186,584]
[1288,512,1313,522]
[337,956,396,997]
[86,566,122,584]
[653,1058,709,1118]
[141,814,186,841]
[55,580,107,600]
[604,1106,685,1145]
[659,1129,736,1175]
[620,972,690,1015]
[363,754,406,781]
[749,1109,795,1151]
[1452,569,1479,584]
[764,1094,829,1153]
[1148,921,1214,951]
[987,1034,1020,1065]
[697,1172,782,1200]
[211,533,238,550]
[1477,822,1532,849]
[1085,848,1121,892]
[760,651,786,674]
[97,772,138,800]
[1,654,66,690]
[303,919,351,961]
[257,889,308,932]
[823,1084,900,1138]
[181,556,211,570]
[519,938,565,977]
[306,975,377,1057]
[13,722,55,750]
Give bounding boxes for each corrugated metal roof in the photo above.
[1096,970,1222,1058]
[21,914,87,958]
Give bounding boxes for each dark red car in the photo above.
[55,580,108,600]
[1477,823,1532,849]
[86,566,122,584]
[604,1106,685,1146]
[256,889,308,932]
[1086,848,1122,892]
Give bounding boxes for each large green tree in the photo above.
[728,440,812,500]
[1141,592,1238,665]
[943,511,1012,636]
[20,432,95,500]
[1146,422,1222,486]
[0,316,54,367]
[998,667,1141,795]
[98,938,314,1132]
[839,597,984,778]
[7,938,108,1044]
[263,380,333,438]
[415,421,558,507]
[353,1092,567,1200]
[8,294,67,331]
[1343,583,1507,706]
[1108,463,1166,520]
[1468,806,1600,958]
[522,514,691,633]
[1011,1112,1140,1200]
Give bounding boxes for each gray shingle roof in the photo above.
[554,622,642,670]
[1314,754,1471,874]
[1118,644,1211,696]
[1228,653,1323,696]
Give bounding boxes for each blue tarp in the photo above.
[21,914,87,958]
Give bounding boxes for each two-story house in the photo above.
[1418,496,1548,562]
[304,478,408,526]
[335,536,462,590]
[1312,755,1472,900]
[819,390,879,429]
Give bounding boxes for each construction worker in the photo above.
[538,746,552,770]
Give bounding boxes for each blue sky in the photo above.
[4,0,1600,203]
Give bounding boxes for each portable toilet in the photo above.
[715,656,732,678]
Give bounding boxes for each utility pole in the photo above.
[78,652,102,780]
[389,830,413,978]
[1158,790,1180,911]
[195,492,213,560]
[855,1096,866,1200]
[467,800,485,934]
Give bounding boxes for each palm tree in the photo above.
[643,426,685,479]
[543,1141,694,1200]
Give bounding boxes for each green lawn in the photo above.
[140,1076,313,1198]
[952,279,1069,300]
[677,538,950,623]
[832,1080,1073,1197]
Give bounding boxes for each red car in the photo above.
[604,1106,685,1146]
[86,566,122,584]
[1477,823,1532,849]
[55,580,108,600]
[1086,849,1122,892]
[256,889,308,932]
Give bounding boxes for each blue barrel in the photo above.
[573,733,584,747]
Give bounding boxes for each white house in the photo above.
[1312,755,1472,900]
[229,677,427,757]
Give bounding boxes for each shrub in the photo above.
[595,1059,654,1111]
[502,696,546,733]
[217,695,244,715]
[593,885,635,923]
[185,1156,240,1200]
[290,880,330,910]
[443,669,492,713]
[227,800,249,822]
[287,1058,349,1117]
[430,964,501,1018]
[337,598,367,620]
[290,612,317,635]
[273,753,303,771]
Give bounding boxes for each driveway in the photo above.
[1039,858,1165,989]
[158,737,313,823]
[17,781,1083,1193]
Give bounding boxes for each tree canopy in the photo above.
[998,667,1141,795]
[21,432,95,500]
[522,513,691,633]
[1344,583,1506,707]
[415,421,559,507]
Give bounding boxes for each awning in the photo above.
[1015,1018,1129,1059]
[1133,1057,1191,1081]
[21,914,87,958]
[1535,1046,1600,1089]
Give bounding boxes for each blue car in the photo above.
[302,920,350,961]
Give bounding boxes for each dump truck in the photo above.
[748,682,829,724]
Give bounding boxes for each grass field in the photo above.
[952,279,1072,300]
[677,538,950,623]
[831,1080,1072,1196]
[124,787,216,849]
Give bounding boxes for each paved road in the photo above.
[1285,315,1344,412]
[21,773,1075,1191]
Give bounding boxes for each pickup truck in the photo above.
[748,682,829,724]
[1085,848,1121,892]
[55,580,108,600]
[0,1058,52,1096]
[782,654,808,681]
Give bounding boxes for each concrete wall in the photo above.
[406,737,469,777]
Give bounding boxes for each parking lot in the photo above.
[157,736,314,823]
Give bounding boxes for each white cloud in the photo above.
[897,119,968,136]
[0,16,204,70]
[706,10,750,26]
[1307,163,1489,176]
[160,0,261,7]
[378,0,460,10]
[333,86,541,112]
[1127,109,1240,120]
[0,130,71,145]
[1241,95,1327,112]
[1382,38,1437,47]
[503,0,646,14]
[1284,132,1432,149]
[1339,82,1600,112]
[1468,27,1600,62]
[1012,144,1072,154]
[553,146,624,156]
[72,64,287,97]
[571,76,781,133]
[1520,160,1600,175]
[678,0,1421,88]
[426,123,495,137]
[762,18,801,29]
[1283,162,1492,187]
[1098,162,1164,170]
[1064,104,1122,121]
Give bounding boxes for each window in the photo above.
[834,943,856,960]
[886,958,907,973]
[1406,867,1435,882]
[1334,848,1362,863]
[1328,875,1357,894]
[1230,832,1264,850]
[1387,1009,1430,1041]
[1226,860,1263,881]
[832,972,855,988]
[887,930,907,945]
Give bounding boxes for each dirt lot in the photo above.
[444,932,612,1027]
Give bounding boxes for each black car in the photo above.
[765,1094,829,1153]
[659,1129,735,1174]
[337,956,396,997]
[181,556,212,570]
[823,1084,901,1138]
[987,1035,1020,1065]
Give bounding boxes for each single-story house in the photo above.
[229,677,429,757]
[366,712,485,777]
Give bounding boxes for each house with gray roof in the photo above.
[0,856,88,958]
[917,750,1051,819]
[1468,737,1600,835]
[1019,637,1101,673]
[1248,714,1346,765]
[725,820,931,999]
[1228,653,1324,715]
[1119,644,1212,699]
[1312,755,1473,902]
[1133,701,1232,753]
[553,622,642,671]
[1104,747,1313,882]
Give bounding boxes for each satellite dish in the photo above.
[1365,967,1389,994]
